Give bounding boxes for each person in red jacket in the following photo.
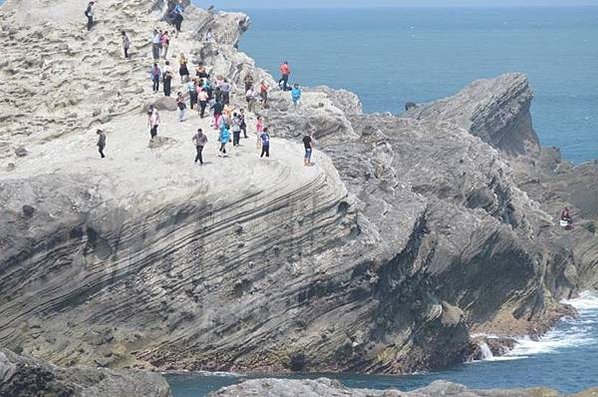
[279,61,290,91]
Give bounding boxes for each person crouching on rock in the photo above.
[218,124,231,157]
[122,31,130,58]
[260,128,271,158]
[176,92,187,122]
[84,1,95,31]
[560,207,573,230]
[148,107,160,139]
[96,129,106,158]
[193,128,208,165]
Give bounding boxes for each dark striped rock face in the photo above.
[0,0,597,382]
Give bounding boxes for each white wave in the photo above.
[563,291,598,311]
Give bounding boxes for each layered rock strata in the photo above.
[0,0,597,380]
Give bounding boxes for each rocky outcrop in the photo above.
[0,347,171,397]
[209,378,584,397]
[405,73,540,157]
[0,0,597,381]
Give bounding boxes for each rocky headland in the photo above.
[0,0,597,395]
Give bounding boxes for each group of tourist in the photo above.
[92,2,316,172]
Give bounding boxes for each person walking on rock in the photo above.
[255,116,264,149]
[187,78,197,109]
[151,63,161,93]
[244,73,254,93]
[212,98,224,129]
[245,85,257,113]
[232,113,242,147]
[197,88,208,118]
[193,128,208,165]
[84,1,95,31]
[161,31,170,59]
[291,84,302,106]
[121,31,130,58]
[303,131,315,166]
[96,129,106,158]
[176,92,187,122]
[239,109,248,138]
[152,29,161,60]
[220,79,231,105]
[172,3,184,37]
[260,127,271,158]
[218,124,230,156]
[279,61,291,91]
[148,107,160,139]
[179,53,190,84]
[163,61,173,97]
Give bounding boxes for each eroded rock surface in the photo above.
[0,347,171,397]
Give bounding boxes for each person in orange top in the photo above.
[279,61,290,91]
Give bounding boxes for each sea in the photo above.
[167,5,598,396]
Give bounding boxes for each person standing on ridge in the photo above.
[151,63,161,93]
[163,60,173,97]
[121,31,130,58]
[193,128,208,165]
[84,2,95,31]
[148,107,160,139]
[96,129,106,158]
[260,127,271,158]
[291,84,302,106]
[151,29,161,60]
[303,131,315,166]
[259,81,269,108]
[279,61,291,91]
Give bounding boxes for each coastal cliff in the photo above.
[0,0,597,385]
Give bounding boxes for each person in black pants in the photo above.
[84,1,95,31]
[163,61,172,97]
[96,129,106,158]
[260,128,270,158]
[192,128,208,165]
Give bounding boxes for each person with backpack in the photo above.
[218,124,230,156]
[260,127,271,158]
[291,84,302,106]
[84,2,95,31]
[187,78,197,109]
[151,63,161,93]
[121,31,131,58]
[231,113,242,147]
[96,129,106,158]
[163,60,173,97]
[176,92,187,122]
[192,128,208,165]
[172,3,184,37]
[212,98,224,130]
[279,61,290,91]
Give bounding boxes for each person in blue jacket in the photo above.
[219,124,230,156]
[291,84,302,106]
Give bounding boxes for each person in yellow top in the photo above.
[179,53,190,83]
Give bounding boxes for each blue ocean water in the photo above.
[236,7,598,164]
[168,293,598,395]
